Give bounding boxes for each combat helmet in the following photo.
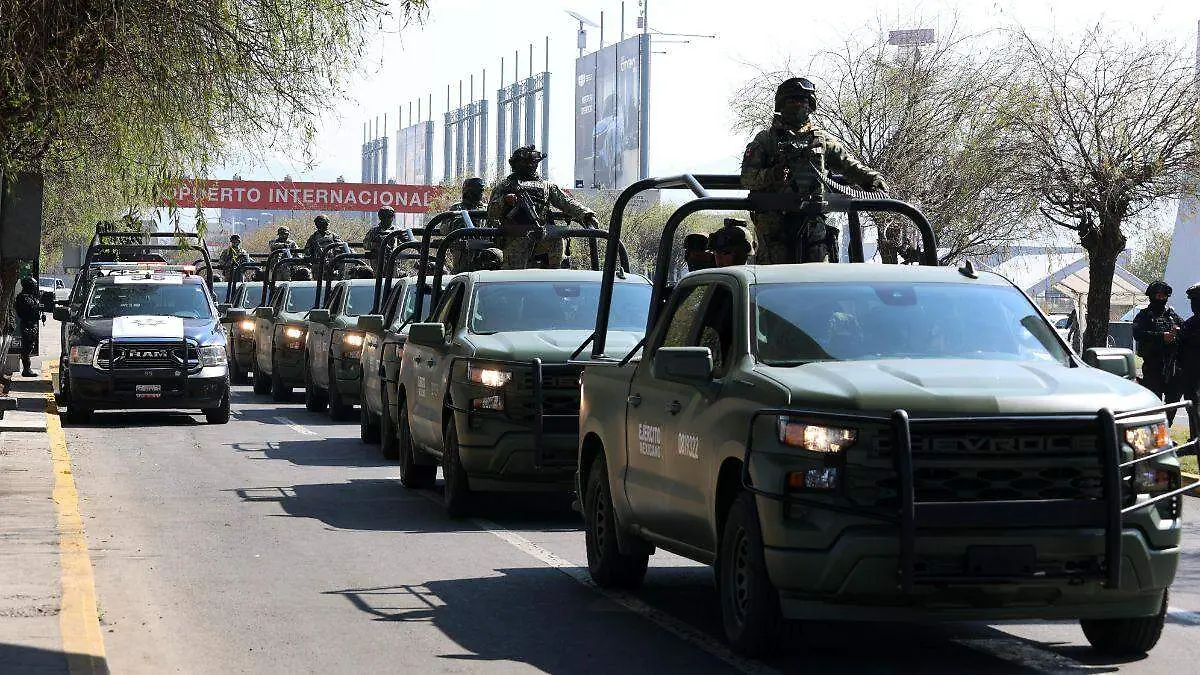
[1186,283,1200,301]
[509,145,546,167]
[1146,280,1173,298]
[775,77,817,111]
[710,218,756,254]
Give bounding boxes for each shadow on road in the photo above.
[226,479,579,534]
[322,569,1083,675]
[66,410,202,427]
[0,642,107,675]
[230,439,394,468]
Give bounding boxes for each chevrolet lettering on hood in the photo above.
[875,433,1098,456]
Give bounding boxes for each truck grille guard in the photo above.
[741,400,1198,592]
[445,356,581,471]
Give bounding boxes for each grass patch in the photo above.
[1173,427,1197,474]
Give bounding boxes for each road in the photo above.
[49,374,1199,674]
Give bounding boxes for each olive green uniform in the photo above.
[741,120,883,264]
[486,177,594,269]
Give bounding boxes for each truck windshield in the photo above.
[343,285,377,317]
[393,285,434,329]
[236,284,262,308]
[284,286,317,312]
[86,283,213,319]
[753,282,1070,366]
[470,282,650,334]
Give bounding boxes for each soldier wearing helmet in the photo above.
[684,233,714,272]
[364,205,402,272]
[270,226,299,256]
[709,218,757,267]
[304,214,341,262]
[487,146,599,269]
[218,234,249,280]
[741,77,888,264]
[14,277,45,377]
[447,177,489,273]
[1173,283,1200,427]
[1132,280,1183,402]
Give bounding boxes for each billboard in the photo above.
[395,121,434,186]
[164,179,441,213]
[574,34,648,190]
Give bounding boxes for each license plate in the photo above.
[135,384,162,393]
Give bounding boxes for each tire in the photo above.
[204,387,231,424]
[441,416,472,516]
[304,363,327,412]
[328,373,355,422]
[398,401,434,486]
[379,388,400,461]
[584,455,649,588]
[719,491,784,657]
[271,360,291,402]
[252,361,271,395]
[61,374,91,425]
[1080,590,1168,656]
[359,401,381,443]
[229,358,249,385]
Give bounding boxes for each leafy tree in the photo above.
[1011,25,1200,348]
[0,0,428,332]
[730,19,1036,265]
[1125,222,1174,286]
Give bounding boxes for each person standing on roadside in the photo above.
[1133,281,1183,401]
[1172,283,1200,428]
[14,277,45,377]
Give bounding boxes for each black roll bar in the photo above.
[321,252,372,303]
[227,261,265,303]
[375,242,428,315]
[261,256,313,307]
[590,174,940,358]
[313,241,365,308]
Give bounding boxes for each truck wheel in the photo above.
[359,403,380,443]
[719,492,784,657]
[252,359,271,395]
[1080,590,1168,656]
[328,377,355,422]
[585,455,649,588]
[379,389,400,460]
[304,365,327,411]
[204,388,231,424]
[271,368,291,402]
[398,402,433,485]
[442,417,472,517]
[61,375,91,425]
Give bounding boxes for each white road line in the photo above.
[1168,607,1200,626]
[953,638,1091,674]
[412,491,778,675]
[272,416,318,436]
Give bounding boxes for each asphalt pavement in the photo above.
[6,320,1200,673]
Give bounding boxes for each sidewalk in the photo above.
[0,324,70,672]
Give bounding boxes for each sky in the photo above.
[216,0,1200,187]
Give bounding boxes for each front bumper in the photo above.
[67,364,228,410]
[452,409,577,491]
[232,331,256,369]
[270,345,306,386]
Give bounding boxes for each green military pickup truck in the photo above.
[252,270,318,402]
[304,275,377,421]
[574,175,1198,657]
[394,218,647,516]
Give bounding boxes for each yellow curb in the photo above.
[43,362,108,674]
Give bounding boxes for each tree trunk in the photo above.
[1080,214,1127,349]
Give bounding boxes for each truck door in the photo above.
[663,283,738,549]
[409,282,465,452]
[624,283,710,538]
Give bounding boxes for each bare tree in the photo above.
[1012,25,1200,348]
[730,19,1036,264]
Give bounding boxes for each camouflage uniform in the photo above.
[741,77,886,264]
[487,147,596,270]
[218,240,248,280]
[364,206,400,272]
[446,178,488,273]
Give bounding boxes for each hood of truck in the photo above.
[466,329,642,363]
[756,358,1161,415]
[78,316,224,346]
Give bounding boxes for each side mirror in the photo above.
[652,347,714,385]
[254,306,276,320]
[53,306,72,323]
[308,308,331,324]
[357,314,385,333]
[221,308,248,324]
[408,322,447,347]
[1083,347,1136,380]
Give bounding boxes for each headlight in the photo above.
[198,345,227,367]
[1125,422,1171,457]
[778,418,857,454]
[343,333,365,348]
[238,320,256,332]
[467,363,512,387]
[283,326,304,339]
[69,345,96,365]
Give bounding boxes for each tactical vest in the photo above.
[776,129,826,199]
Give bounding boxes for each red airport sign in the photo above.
[165,179,442,213]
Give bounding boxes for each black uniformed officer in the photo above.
[1132,281,1183,400]
[1173,283,1200,428]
